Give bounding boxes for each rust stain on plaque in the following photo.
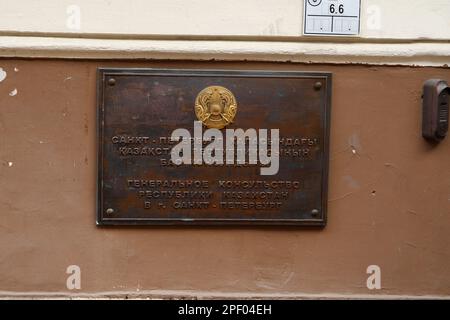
[97,69,331,225]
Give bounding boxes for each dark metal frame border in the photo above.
[96,68,332,226]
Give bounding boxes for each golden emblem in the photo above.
[194,86,237,129]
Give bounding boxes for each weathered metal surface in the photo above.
[97,68,331,225]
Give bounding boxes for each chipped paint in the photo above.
[0,68,6,82]
[348,133,362,153]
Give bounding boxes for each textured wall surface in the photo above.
[1,0,449,40]
[0,59,449,297]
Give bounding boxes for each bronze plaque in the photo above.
[97,68,331,226]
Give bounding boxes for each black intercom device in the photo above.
[422,79,449,142]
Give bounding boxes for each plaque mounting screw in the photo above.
[314,82,322,90]
[311,209,319,217]
[108,78,116,86]
[106,208,114,214]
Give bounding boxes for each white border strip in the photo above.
[0,290,449,300]
[0,36,449,67]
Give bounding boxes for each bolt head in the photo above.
[314,82,322,90]
[106,208,114,214]
[108,78,116,86]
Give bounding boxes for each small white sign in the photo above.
[304,0,361,36]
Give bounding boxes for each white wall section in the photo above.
[0,36,448,67]
[0,0,449,66]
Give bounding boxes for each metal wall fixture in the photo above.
[422,79,449,142]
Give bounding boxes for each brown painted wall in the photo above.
[0,59,449,297]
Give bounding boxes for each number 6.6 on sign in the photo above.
[304,0,361,36]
